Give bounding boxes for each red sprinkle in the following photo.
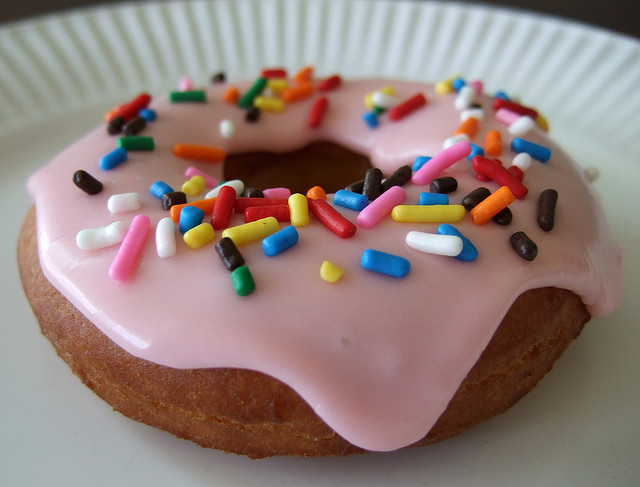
[317,75,342,92]
[492,98,538,119]
[388,93,427,121]
[261,68,287,78]
[109,93,152,122]
[234,198,289,213]
[308,198,357,238]
[211,185,236,230]
[245,205,290,223]
[506,165,524,182]
[472,155,528,199]
[308,97,329,128]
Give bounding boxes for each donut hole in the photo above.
[224,141,372,194]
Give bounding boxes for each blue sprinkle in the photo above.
[493,90,510,101]
[150,181,174,199]
[466,143,485,161]
[179,206,205,234]
[511,138,551,162]
[418,192,449,206]
[361,249,410,278]
[362,111,379,128]
[451,77,466,92]
[138,108,157,122]
[99,147,128,170]
[333,189,369,211]
[412,156,431,172]
[437,224,478,261]
[262,225,299,257]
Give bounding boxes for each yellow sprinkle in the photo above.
[288,193,310,227]
[183,223,215,249]
[535,114,550,132]
[267,78,289,94]
[254,95,285,112]
[182,175,206,196]
[320,261,344,283]
[391,204,465,223]
[435,80,453,95]
[221,217,279,246]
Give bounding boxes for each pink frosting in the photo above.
[27,79,622,451]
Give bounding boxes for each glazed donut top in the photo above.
[27,73,622,451]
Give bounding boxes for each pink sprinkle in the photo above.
[495,107,521,125]
[356,186,407,229]
[411,141,472,186]
[179,76,193,91]
[109,214,150,282]
[184,167,219,188]
[469,80,483,94]
[263,187,291,199]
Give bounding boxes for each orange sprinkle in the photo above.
[173,144,226,162]
[282,82,315,103]
[484,129,502,157]
[306,186,327,200]
[293,65,314,84]
[470,186,515,225]
[222,86,240,104]
[170,198,217,222]
[104,106,120,122]
[454,117,479,137]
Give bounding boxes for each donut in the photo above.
[19,71,622,458]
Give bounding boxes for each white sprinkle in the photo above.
[76,221,127,250]
[443,133,469,149]
[107,192,141,214]
[460,107,484,121]
[454,85,475,111]
[405,231,463,257]
[205,179,245,199]
[508,115,536,136]
[511,152,532,171]
[155,217,177,258]
[219,119,235,139]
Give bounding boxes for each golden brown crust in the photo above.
[18,207,590,458]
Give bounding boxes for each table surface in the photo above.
[2,0,639,39]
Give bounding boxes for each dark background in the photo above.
[1,0,639,39]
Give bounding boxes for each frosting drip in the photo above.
[27,79,622,451]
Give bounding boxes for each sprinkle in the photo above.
[178,76,193,91]
[254,95,285,112]
[381,165,412,192]
[391,204,465,223]
[173,144,225,162]
[508,115,536,136]
[370,90,399,109]
[388,93,427,121]
[472,155,528,199]
[412,141,472,186]
[493,98,538,119]
[169,90,207,103]
[184,167,219,188]
[510,231,538,261]
[405,231,463,257]
[123,116,146,136]
[282,82,315,103]
[73,170,103,195]
[150,181,174,199]
[317,74,342,92]
[493,207,513,225]
[245,106,261,122]
[161,191,187,211]
[169,198,217,222]
[537,189,558,231]
[293,65,314,84]
[261,68,287,78]
[460,107,484,121]
[222,86,240,104]
[117,136,154,151]
[179,205,205,234]
[245,205,290,223]
[460,187,491,211]
[238,77,268,108]
[215,237,245,271]
[454,117,479,137]
[467,143,485,161]
[365,86,395,108]
[230,265,256,296]
[308,199,357,238]
[362,168,383,201]
[206,180,245,199]
[138,108,157,122]
[267,78,289,93]
[454,85,475,111]
[430,176,458,194]
[412,156,431,172]
[262,187,291,199]
[99,148,128,171]
[155,217,176,258]
[211,185,237,230]
[219,119,235,139]
[288,193,310,227]
[361,249,410,278]
[470,186,515,225]
[221,217,280,246]
[262,225,299,256]
[584,167,600,182]
[308,97,328,128]
[362,111,379,128]
[418,192,449,206]
[109,214,150,282]
[183,222,215,249]
[211,72,226,83]
[76,221,127,250]
[182,175,207,196]
[320,261,345,283]
[495,108,521,125]
[511,138,551,162]
[333,189,369,211]
[108,93,152,122]
[306,186,327,200]
[107,116,125,135]
[451,77,466,92]
[234,197,288,213]
[107,192,141,214]
[356,186,407,229]
[436,224,478,261]
[484,130,502,156]
[511,152,532,171]
[443,134,470,149]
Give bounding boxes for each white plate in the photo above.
[2,1,638,485]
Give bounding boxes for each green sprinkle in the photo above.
[238,77,267,109]
[231,265,256,296]
[169,90,207,103]
[117,136,155,151]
